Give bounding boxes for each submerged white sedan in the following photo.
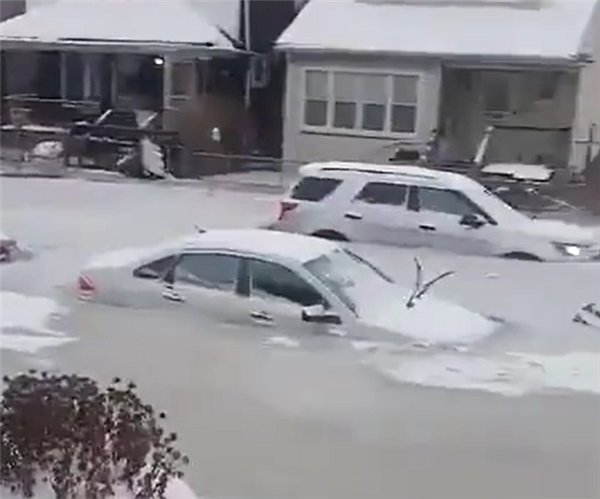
[76,229,496,345]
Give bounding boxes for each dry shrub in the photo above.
[0,371,188,499]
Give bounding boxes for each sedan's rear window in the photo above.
[133,255,176,279]
[291,177,342,202]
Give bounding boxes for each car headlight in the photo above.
[553,242,584,257]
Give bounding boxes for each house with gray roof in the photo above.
[277,0,600,172]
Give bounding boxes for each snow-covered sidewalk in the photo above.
[1,159,293,193]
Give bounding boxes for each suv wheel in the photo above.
[311,230,349,242]
[502,251,542,262]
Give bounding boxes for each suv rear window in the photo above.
[290,177,342,202]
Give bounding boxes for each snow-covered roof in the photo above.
[22,0,243,41]
[0,0,236,50]
[277,0,598,61]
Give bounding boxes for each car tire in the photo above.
[502,251,542,262]
[311,230,349,242]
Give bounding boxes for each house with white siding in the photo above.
[277,0,600,172]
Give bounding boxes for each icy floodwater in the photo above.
[350,242,600,395]
[1,177,600,499]
[0,177,276,295]
[1,177,600,396]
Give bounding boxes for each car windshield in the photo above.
[467,184,531,222]
[303,248,394,315]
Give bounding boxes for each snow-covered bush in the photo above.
[0,371,189,499]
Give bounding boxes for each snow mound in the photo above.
[0,291,74,354]
[31,140,63,160]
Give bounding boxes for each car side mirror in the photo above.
[459,213,486,228]
[301,304,342,325]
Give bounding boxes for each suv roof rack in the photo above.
[319,166,439,181]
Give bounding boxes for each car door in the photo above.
[409,186,497,255]
[234,257,336,336]
[162,251,247,327]
[340,181,420,246]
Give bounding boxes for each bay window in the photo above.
[302,69,420,136]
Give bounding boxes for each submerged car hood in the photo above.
[358,291,498,346]
[524,219,599,245]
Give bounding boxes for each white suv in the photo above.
[270,162,600,261]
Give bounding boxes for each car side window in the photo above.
[354,182,408,206]
[417,187,485,217]
[290,177,342,202]
[248,259,326,307]
[174,253,239,291]
[133,255,177,280]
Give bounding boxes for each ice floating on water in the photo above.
[1,334,75,354]
[0,291,73,354]
[360,347,600,396]
[1,291,64,336]
[263,336,300,349]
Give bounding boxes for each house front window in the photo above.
[304,69,329,126]
[481,71,510,114]
[302,69,420,136]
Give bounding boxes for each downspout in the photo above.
[243,0,252,109]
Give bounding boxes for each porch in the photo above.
[1,48,252,174]
[436,65,580,168]
[0,0,258,176]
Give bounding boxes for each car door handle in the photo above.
[344,212,363,220]
[419,224,436,232]
[250,311,273,322]
[162,285,185,302]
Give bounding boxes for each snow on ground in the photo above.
[0,291,75,354]
[1,176,599,396]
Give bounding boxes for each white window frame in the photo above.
[300,67,422,139]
